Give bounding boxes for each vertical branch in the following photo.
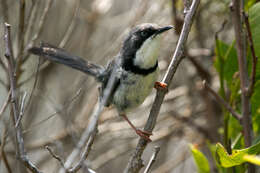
[243,13,258,97]
[230,0,252,147]
[4,23,42,173]
[230,1,255,172]
[124,0,200,172]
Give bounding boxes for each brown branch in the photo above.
[124,0,200,172]
[215,20,227,40]
[15,92,27,128]
[45,146,65,168]
[230,1,254,172]
[203,80,242,123]
[243,12,258,97]
[4,22,42,173]
[230,0,252,147]
[143,146,160,173]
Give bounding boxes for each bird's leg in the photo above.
[154,81,168,92]
[121,114,152,142]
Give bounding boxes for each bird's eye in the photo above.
[140,31,148,37]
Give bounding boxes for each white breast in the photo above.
[134,36,161,69]
[112,68,159,113]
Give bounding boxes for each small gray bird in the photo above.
[29,23,172,141]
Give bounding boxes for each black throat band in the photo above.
[122,59,158,75]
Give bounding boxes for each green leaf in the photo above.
[249,2,260,81]
[214,40,239,88]
[190,144,210,173]
[243,155,260,166]
[251,81,260,133]
[216,142,260,167]
[245,0,257,11]
[207,142,225,173]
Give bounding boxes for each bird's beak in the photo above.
[155,25,173,35]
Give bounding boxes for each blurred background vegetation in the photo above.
[0,0,260,172]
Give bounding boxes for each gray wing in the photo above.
[99,58,121,107]
[29,43,105,81]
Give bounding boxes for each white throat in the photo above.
[134,36,161,69]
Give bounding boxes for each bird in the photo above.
[29,23,173,142]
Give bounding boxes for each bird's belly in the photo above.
[113,68,159,113]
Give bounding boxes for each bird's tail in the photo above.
[28,43,105,80]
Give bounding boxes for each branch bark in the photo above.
[4,23,42,173]
[230,1,254,172]
[243,12,258,97]
[230,0,252,148]
[124,0,200,172]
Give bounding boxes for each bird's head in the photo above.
[121,23,173,70]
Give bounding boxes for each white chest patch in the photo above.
[134,36,161,69]
[113,68,159,113]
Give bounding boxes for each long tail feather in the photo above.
[28,43,105,80]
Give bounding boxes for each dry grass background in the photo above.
[0,0,232,172]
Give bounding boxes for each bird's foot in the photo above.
[154,81,168,92]
[135,129,153,142]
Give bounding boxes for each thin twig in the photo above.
[203,80,242,123]
[0,90,11,118]
[215,20,227,39]
[15,92,27,128]
[124,0,200,172]
[45,146,65,168]
[68,129,97,173]
[0,56,8,72]
[23,55,41,115]
[4,22,42,173]
[143,146,160,173]
[243,12,258,97]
